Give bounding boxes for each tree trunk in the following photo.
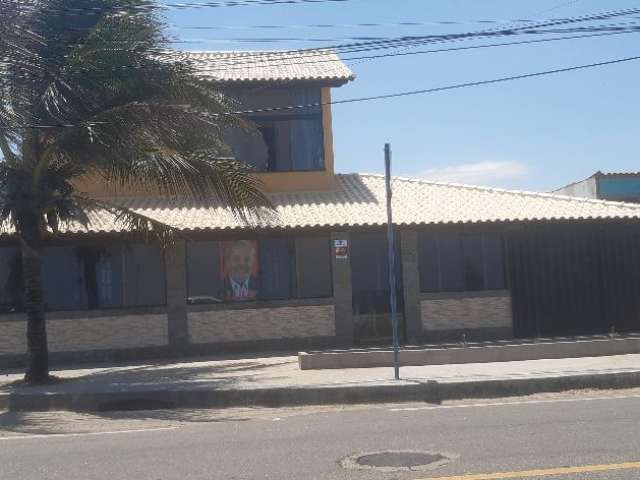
[19,130,50,384]
[21,227,49,384]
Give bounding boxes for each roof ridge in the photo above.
[342,172,640,210]
[599,171,640,176]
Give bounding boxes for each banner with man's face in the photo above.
[220,240,259,301]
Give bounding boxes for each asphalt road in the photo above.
[3,391,640,480]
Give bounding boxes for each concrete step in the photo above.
[299,336,640,370]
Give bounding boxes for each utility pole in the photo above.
[385,143,400,380]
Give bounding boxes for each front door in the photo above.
[350,231,404,345]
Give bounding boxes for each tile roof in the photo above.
[180,50,354,85]
[26,174,640,236]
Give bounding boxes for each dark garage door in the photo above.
[506,223,640,338]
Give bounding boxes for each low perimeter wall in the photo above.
[0,311,168,356]
[0,300,337,367]
[420,290,513,341]
[298,336,640,370]
[189,303,336,344]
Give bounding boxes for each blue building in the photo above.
[554,172,640,203]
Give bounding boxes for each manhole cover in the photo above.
[341,450,458,472]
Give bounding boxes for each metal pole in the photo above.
[385,143,400,380]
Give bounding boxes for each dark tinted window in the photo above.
[418,235,439,292]
[187,241,223,304]
[351,232,388,294]
[296,236,332,298]
[259,238,295,300]
[419,231,506,292]
[0,247,22,312]
[40,244,165,312]
[42,246,86,311]
[223,87,324,172]
[462,235,484,290]
[439,234,464,291]
[483,233,506,289]
[351,232,403,315]
[122,244,165,307]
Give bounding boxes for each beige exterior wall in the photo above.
[189,304,335,344]
[0,314,168,355]
[421,291,513,331]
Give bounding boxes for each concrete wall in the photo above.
[421,290,513,341]
[0,320,27,355]
[0,311,168,355]
[552,176,597,198]
[188,303,335,344]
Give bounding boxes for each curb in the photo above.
[2,371,640,412]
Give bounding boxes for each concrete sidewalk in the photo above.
[2,353,640,412]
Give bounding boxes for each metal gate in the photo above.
[350,231,404,344]
[507,222,640,338]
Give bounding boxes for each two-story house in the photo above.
[3,51,640,366]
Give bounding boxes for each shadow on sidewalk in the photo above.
[0,407,256,436]
[1,358,296,394]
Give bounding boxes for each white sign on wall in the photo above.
[333,239,349,259]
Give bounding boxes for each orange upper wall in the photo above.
[75,87,338,197]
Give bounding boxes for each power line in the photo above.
[168,21,640,69]
[9,5,639,55]
[4,27,635,85]
[4,54,639,129]
[159,0,352,9]
[19,0,353,15]
[168,28,640,74]
[346,0,586,69]
[168,22,640,44]
[169,16,640,31]
[163,8,640,65]
[4,24,637,83]
[276,30,640,66]
[207,55,640,116]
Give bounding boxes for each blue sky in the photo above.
[165,0,640,192]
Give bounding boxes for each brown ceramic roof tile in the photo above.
[180,50,354,85]
[23,174,640,237]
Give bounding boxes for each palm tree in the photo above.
[0,0,269,384]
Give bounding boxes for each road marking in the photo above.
[0,426,178,441]
[389,393,640,412]
[417,461,640,479]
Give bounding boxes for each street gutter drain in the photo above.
[341,450,458,473]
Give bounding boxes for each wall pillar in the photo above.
[331,231,354,347]
[164,239,189,348]
[400,229,422,343]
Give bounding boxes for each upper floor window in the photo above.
[223,87,324,172]
[418,231,506,293]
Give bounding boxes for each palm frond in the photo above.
[72,194,178,246]
[1,0,273,241]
